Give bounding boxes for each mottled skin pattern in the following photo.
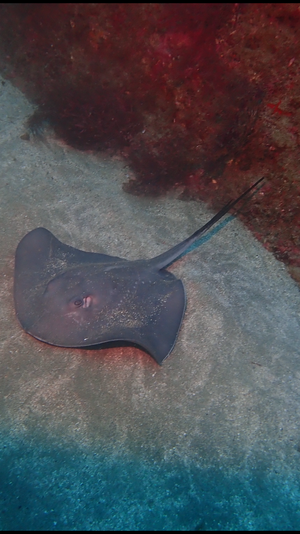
[14,178,264,364]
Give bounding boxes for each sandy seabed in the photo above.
[0,76,300,530]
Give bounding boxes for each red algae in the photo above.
[0,4,299,284]
[0,3,260,189]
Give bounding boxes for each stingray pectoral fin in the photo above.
[137,278,186,365]
[14,227,126,332]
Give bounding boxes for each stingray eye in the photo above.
[74,298,83,308]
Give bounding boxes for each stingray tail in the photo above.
[151,177,265,270]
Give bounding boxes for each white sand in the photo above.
[1,75,300,529]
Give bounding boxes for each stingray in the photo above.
[14,177,264,364]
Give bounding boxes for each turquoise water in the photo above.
[1,75,300,531]
[1,432,300,530]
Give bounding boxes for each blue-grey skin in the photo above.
[14,177,264,364]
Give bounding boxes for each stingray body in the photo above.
[14,178,264,364]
